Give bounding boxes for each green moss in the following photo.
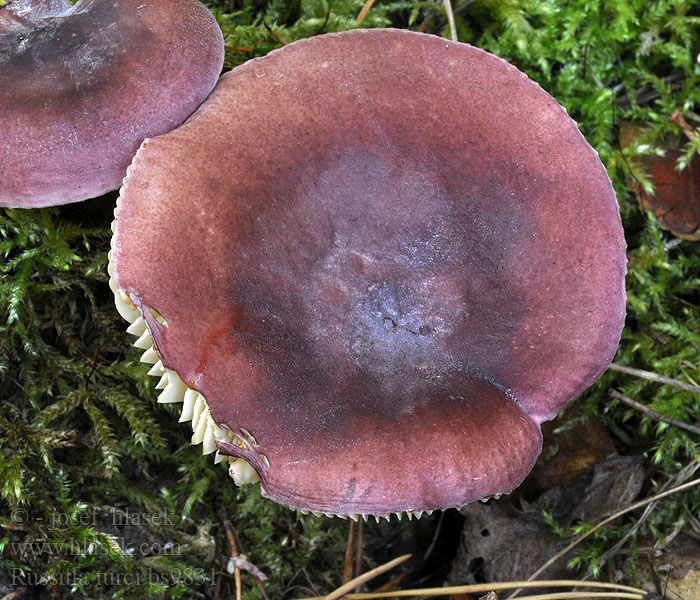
[0,199,347,598]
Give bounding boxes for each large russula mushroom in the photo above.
[0,0,224,208]
[110,29,627,519]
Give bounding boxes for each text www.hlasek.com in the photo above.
[8,538,181,560]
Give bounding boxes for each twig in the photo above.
[669,110,699,142]
[255,578,272,600]
[654,518,685,553]
[493,594,642,600]
[417,15,432,32]
[608,363,700,395]
[662,556,677,600]
[225,44,254,53]
[297,580,645,600]
[344,520,356,584]
[688,512,700,537]
[507,476,700,598]
[323,554,411,600]
[220,512,271,600]
[610,390,700,436]
[354,519,364,592]
[316,2,332,35]
[356,0,376,24]
[263,19,287,45]
[645,556,664,598]
[678,361,700,389]
[219,510,270,599]
[219,511,242,600]
[370,572,407,594]
[442,0,457,41]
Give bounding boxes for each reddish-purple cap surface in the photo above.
[0,0,224,208]
[111,29,626,517]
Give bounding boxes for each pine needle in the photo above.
[298,580,645,600]
[356,0,376,24]
[443,0,457,41]
[323,554,411,600]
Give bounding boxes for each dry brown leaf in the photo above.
[638,150,700,241]
[520,408,615,500]
[619,119,700,241]
[448,455,645,586]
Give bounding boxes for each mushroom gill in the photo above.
[109,29,627,519]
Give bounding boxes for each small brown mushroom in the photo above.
[0,0,224,208]
[110,29,626,519]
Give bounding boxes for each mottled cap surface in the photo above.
[113,29,626,515]
[0,0,224,207]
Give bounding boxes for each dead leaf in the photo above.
[638,150,700,241]
[629,533,700,600]
[520,407,615,500]
[620,118,700,241]
[448,455,645,586]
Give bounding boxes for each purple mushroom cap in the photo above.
[110,29,626,518]
[0,0,224,208]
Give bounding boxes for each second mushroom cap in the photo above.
[0,0,224,207]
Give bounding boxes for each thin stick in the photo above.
[255,578,272,600]
[610,390,700,436]
[323,555,411,600]
[219,511,242,600]
[417,15,432,32]
[442,0,458,41]
[669,109,699,142]
[322,594,643,600]
[344,520,356,584]
[316,3,332,35]
[298,580,645,600]
[507,476,700,598]
[370,572,407,594]
[678,361,700,389]
[356,0,376,24]
[221,512,270,600]
[263,19,287,45]
[496,594,642,600]
[224,44,254,53]
[354,519,364,591]
[608,363,700,395]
